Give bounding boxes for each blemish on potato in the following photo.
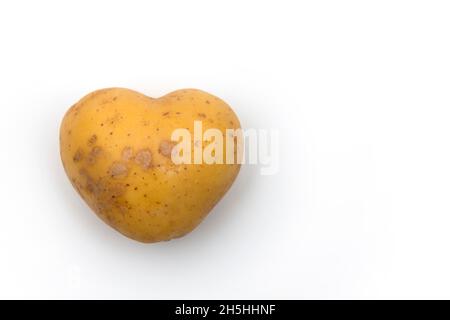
[85,175,100,195]
[109,162,128,178]
[88,134,97,146]
[121,147,133,161]
[86,146,102,165]
[135,149,152,170]
[73,149,84,162]
[197,113,206,118]
[158,140,175,158]
[84,172,127,214]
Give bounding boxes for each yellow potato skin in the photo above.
[60,88,241,243]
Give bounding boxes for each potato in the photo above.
[60,88,241,243]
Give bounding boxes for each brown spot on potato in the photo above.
[85,175,100,195]
[162,111,170,116]
[159,140,176,158]
[135,149,152,169]
[73,149,84,162]
[88,134,97,146]
[197,113,206,118]
[109,162,128,178]
[121,147,133,161]
[86,146,102,165]
[81,169,127,215]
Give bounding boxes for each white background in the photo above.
[1,0,450,299]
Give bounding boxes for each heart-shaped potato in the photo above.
[60,88,241,243]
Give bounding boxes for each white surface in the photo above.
[1,0,450,299]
